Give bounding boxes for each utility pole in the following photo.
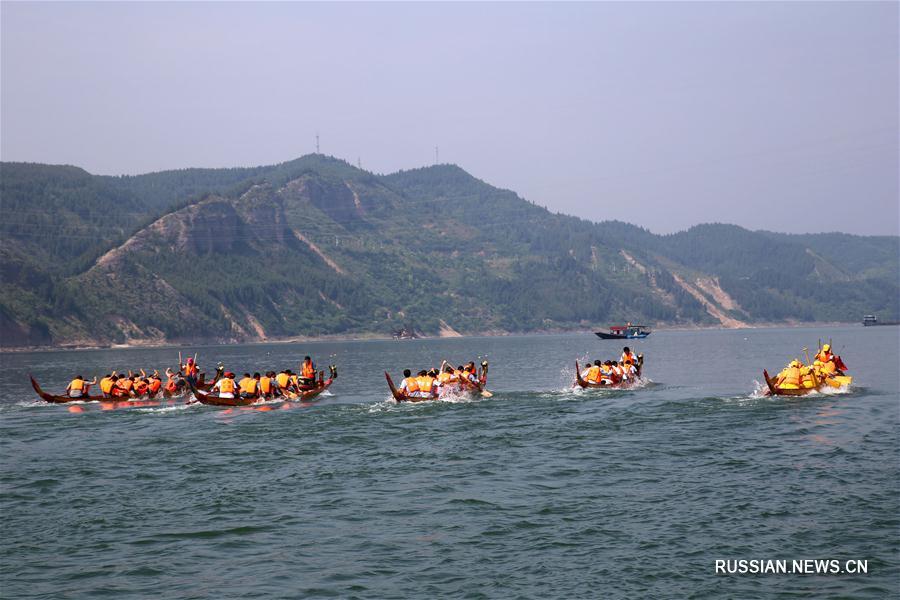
[316,133,320,154]
[357,157,361,169]
[435,146,439,165]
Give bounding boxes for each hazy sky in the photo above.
[2,2,897,235]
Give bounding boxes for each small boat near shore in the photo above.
[594,324,651,340]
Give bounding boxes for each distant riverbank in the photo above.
[0,321,861,354]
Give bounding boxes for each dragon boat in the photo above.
[189,367,337,406]
[574,356,644,389]
[385,361,489,402]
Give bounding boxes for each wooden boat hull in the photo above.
[190,377,334,406]
[574,358,643,389]
[762,369,820,396]
[31,376,104,403]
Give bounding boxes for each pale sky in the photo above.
[2,2,897,235]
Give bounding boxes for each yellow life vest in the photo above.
[276,373,290,388]
[100,378,114,394]
[260,377,272,394]
[416,376,435,393]
[781,367,801,388]
[239,377,257,394]
[219,379,235,394]
[70,378,84,391]
[438,372,454,384]
[586,366,601,383]
[403,377,419,393]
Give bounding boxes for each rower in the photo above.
[275,369,291,393]
[621,347,639,365]
[415,370,437,399]
[585,361,603,384]
[776,360,802,389]
[288,370,301,393]
[181,357,199,385]
[99,373,116,398]
[437,365,457,386]
[133,378,149,396]
[239,373,259,399]
[399,369,419,396]
[464,362,479,383]
[147,371,162,395]
[299,356,317,388]
[66,375,96,398]
[259,372,275,398]
[815,344,834,364]
[115,374,134,397]
[213,372,237,398]
[600,361,614,385]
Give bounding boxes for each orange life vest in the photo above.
[586,366,601,383]
[260,377,272,394]
[121,378,134,391]
[183,363,197,377]
[402,377,419,393]
[816,351,833,364]
[165,379,178,393]
[134,381,148,395]
[218,378,235,394]
[239,377,258,394]
[148,379,162,393]
[301,362,316,379]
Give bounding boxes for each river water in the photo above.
[1,326,897,598]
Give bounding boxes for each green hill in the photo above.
[1,156,897,348]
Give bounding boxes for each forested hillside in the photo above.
[1,156,897,348]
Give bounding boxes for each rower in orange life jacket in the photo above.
[437,365,457,386]
[238,373,259,398]
[117,376,135,397]
[815,344,833,364]
[299,357,317,387]
[99,373,116,397]
[66,375,95,398]
[133,379,149,396]
[259,372,275,397]
[585,361,603,384]
[182,357,199,384]
[214,372,237,398]
[398,369,420,397]
[275,370,291,391]
[621,347,638,366]
[147,373,162,395]
[414,370,437,398]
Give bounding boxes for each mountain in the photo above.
[1,156,897,348]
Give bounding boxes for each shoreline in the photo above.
[0,322,863,354]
